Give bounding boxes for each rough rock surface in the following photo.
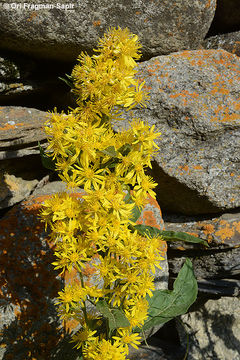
[203,31,240,57]
[0,0,216,61]
[0,106,48,159]
[0,55,34,97]
[0,173,38,209]
[0,106,50,208]
[168,248,240,296]
[164,211,240,297]
[115,49,240,215]
[0,183,168,359]
[164,212,240,249]
[0,56,20,80]
[177,297,240,360]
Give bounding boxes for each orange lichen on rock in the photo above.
[0,122,25,131]
[0,199,63,358]
[201,223,215,235]
[196,217,240,245]
[145,49,240,126]
[215,224,235,242]
[93,20,101,26]
[141,210,159,228]
[64,319,79,334]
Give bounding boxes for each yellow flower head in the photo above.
[40,27,162,360]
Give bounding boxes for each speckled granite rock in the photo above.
[0,184,168,359]
[203,31,240,57]
[0,0,216,61]
[114,49,240,215]
[177,297,240,360]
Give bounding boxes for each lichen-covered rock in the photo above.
[115,49,240,215]
[165,212,240,249]
[0,173,39,209]
[0,185,167,359]
[177,297,240,360]
[0,106,48,160]
[203,31,240,57]
[0,106,50,209]
[0,0,216,62]
[164,211,240,295]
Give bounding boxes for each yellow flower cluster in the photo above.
[40,27,163,359]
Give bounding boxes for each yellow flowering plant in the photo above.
[39,27,206,359]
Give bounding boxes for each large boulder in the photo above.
[0,0,216,62]
[115,49,240,215]
[0,181,168,359]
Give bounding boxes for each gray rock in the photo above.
[177,297,240,360]
[0,0,216,62]
[168,248,240,296]
[164,211,240,296]
[0,173,39,208]
[164,212,240,249]
[203,31,240,57]
[0,106,48,160]
[0,106,51,208]
[114,49,240,215]
[165,211,240,297]
[0,55,34,96]
[0,56,20,81]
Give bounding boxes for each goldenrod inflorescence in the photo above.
[40,27,164,359]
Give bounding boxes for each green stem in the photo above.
[79,271,89,328]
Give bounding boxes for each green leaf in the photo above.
[58,73,74,88]
[96,300,130,334]
[123,191,131,204]
[118,143,131,156]
[123,190,141,222]
[38,142,56,171]
[134,224,209,247]
[137,258,198,331]
[130,205,142,223]
[101,146,117,158]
